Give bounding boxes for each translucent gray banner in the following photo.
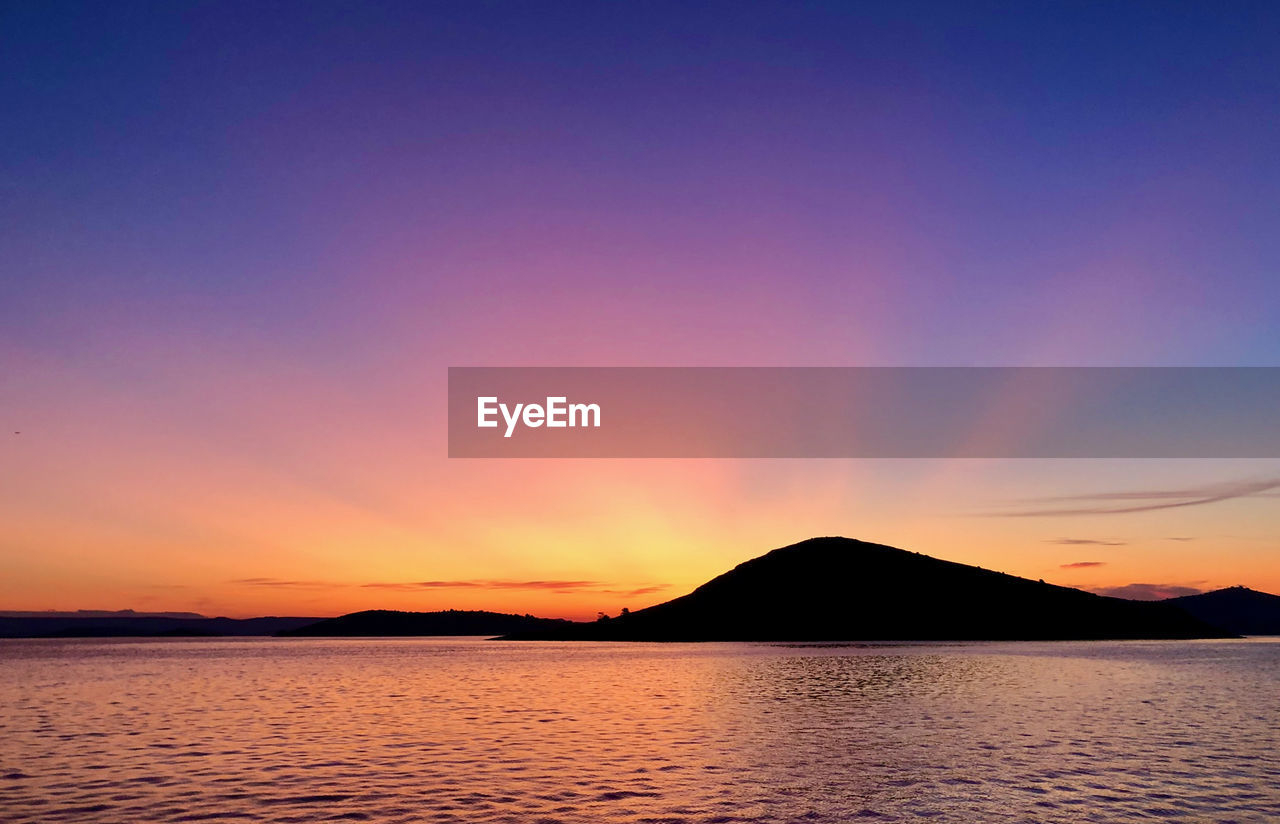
[447,367,1280,458]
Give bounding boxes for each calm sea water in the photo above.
[2,637,1278,823]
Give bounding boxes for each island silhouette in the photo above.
[498,537,1235,641]
[280,609,573,637]
[1167,585,1280,636]
[0,614,321,638]
[4,538,1276,639]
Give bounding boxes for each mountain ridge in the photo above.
[3,538,1270,639]
[501,537,1233,641]
[279,608,574,637]
[1166,586,1280,636]
[0,615,322,638]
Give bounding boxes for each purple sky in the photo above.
[2,2,1278,617]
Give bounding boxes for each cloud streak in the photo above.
[993,477,1280,517]
[228,578,668,597]
[1061,561,1105,568]
[597,585,669,597]
[1047,538,1126,546]
[229,578,335,589]
[361,580,602,592]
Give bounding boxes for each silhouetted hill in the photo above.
[0,609,207,619]
[1165,586,1280,635]
[0,615,321,638]
[502,537,1233,641]
[279,609,575,637]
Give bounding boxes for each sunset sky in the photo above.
[3,2,1278,620]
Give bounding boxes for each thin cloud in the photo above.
[229,578,336,589]
[231,578,667,597]
[1166,536,1196,542]
[1089,583,1203,600]
[1047,538,1126,546]
[361,580,602,592]
[993,477,1280,517]
[1061,561,1105,568]
[597,585,670,597]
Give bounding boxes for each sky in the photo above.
[2,1,1278,619]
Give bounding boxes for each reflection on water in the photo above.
[2,638,1278,822]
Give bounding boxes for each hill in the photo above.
[1165,586,1280,635]
[0,615,321,638]
[279,609,575,637]
[502,537,1233,641]
[0,609,207,619]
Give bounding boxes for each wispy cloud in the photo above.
[1089,583,1203,600]
[597,585,669,597]
[229,578,336,589]
[1061,561,1105,568]
[228,578,667,597]
[361,580,601,592]
[1166,536,1196,542]
[1047,538,1126,546]
[992,477,1280,517]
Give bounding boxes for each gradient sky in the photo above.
[3,1,1278,619]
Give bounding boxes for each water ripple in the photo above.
[1,638,1278,823]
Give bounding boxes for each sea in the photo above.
[2,637,1278,823]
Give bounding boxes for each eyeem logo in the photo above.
[477,396,601,438]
